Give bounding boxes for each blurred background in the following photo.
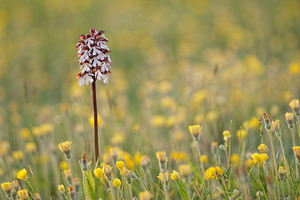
[0,0,300,197]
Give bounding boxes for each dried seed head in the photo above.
[81,153,87,171]
[271,120,281,137]
[263,113,271,130]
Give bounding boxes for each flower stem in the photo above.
[91,80,100,164]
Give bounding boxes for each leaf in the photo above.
[82,171,95,200]
[176,179,189,200]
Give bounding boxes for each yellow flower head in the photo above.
[252,153,269,166]
[134,152,141,165]
[188,125,202,140]
[139,190,153,200]
[32,123,53,138]
[245,158,255,168]
[278,166,286,175]
[285,112,294,129]
[1,182,12,193]
[249,117,259,128]
[157,172,169,184]
[170,170,180,180]
[58,184,65,193]
[111,134,124,145]
[156,151,168,164]
[12,151,24,161]
[0,140,10,156]
[236,129,247,140]
[116,160,125,171]
[223,130,231,141]
[293,146,300,160]
[289,99,300,115]
[152,115,166,127]
[58,141,72,159]
[25,143,37,153]
[64,169,72,181]
[17,168,28,180]
[230,154,239,165]
[204,167,217,180]
[170,151,186,162]
[215,166,224,176]
[94,168,104,180]
[112,178,121,188]
[201,155,208,164]
[89,116,101,127]
[120,168,130,176]
[20,128,31,140]
[258,144,268,153]
[60,161,69,170]
[289,62,300,75]
[17,189,28,200]
[179,164,192,178]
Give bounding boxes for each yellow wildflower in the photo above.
[223,130,231,141]
[12,151,24,161]
[112,178,121,188]
[116,161,125,171]
[289,62,300,75]
[20,128,31,140]
[252,153,269,166]
[89,116,101,127]
[139,190,153,200]
[160,97,176,111]
[188,124,202,141]
[25,143,37,153]
[215,166,223,176]
[170,170,180,180]
[58,184,65,193]
[293,146,300,160]
[1,182,12,193]
[285,112,294,128]
[58,141,72,159]
[152,115,166,127]
[201,155,208,164]
[111,134,124,145]
[134,152,141,165]
[236,129,247,139]
[230,154,239,165]
[16,168,28,180]
[32,123,53,137]
[249,117,259,128]
[157,172,169,184]
[204,167,217,180]
[0,141,10,156]
[179,164,192,178]
[245,158,255,168]
[156,151,168,164]
[17,189,28,200]
[94,168,104,180]
[60,161,69,170]
[289,99,300,115]
[258,144,268,153]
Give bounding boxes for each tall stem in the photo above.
[92,81,100,164]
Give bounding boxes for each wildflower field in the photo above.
[1,0,300,199]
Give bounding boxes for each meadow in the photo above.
[1,0,300,199]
